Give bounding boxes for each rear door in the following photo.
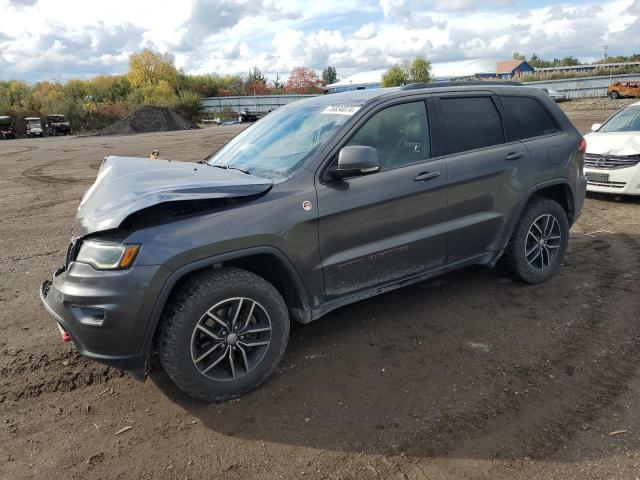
[432,93,535,262]
[316,98,448,299]
[498,94,567,179]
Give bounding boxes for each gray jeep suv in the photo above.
[40,83,587,401]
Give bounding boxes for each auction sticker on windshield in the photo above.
[322,105,361,115]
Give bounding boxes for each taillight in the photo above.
[578,137,587,154]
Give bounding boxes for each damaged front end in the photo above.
[39,155,273,378]
[74,155,273,237]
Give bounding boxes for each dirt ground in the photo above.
[1,112,639,480]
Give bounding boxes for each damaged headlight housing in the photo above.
[76,240,140,270]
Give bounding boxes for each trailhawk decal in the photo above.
[321,105,361,115]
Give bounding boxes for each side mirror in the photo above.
[591,123,602,132]
[328,146,380,179]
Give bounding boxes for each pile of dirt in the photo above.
[95,106,198,136]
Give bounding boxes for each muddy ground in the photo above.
[1,112,639,480]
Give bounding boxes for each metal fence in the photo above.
[201,94,319,115]
[523,73,640,99]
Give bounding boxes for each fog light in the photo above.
[72,305,106,326]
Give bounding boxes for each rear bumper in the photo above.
[39,262,172,379]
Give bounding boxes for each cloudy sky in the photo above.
[0,0,639,82]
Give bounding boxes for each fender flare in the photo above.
[139,246,312,368]
[496,178,575,259]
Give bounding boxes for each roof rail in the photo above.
[400,80,523,90]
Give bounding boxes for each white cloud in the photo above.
[0,0,639,82]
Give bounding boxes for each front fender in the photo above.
[138,246,312,372]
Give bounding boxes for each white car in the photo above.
[583,102,640,195]
[540,88,568,102]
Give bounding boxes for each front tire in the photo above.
[610,91,620,99]
[503,198,569,284]
[158,268,290,402]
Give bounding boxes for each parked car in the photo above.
[0,116,17,139]
[40,82,587,402]
[608,81,640,99]
[239,108,258,122]
[25,117,44,137]
[46,114,72,136]
[540,87,568,102]
[583,102,640,195]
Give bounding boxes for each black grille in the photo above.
[584,153,640,170]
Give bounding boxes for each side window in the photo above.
[500,96,558,140]
[439,97,504,155]
[346,101,430,170]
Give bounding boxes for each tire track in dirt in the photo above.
[0,348,124,403]
[399,232,640,460]
[21,164,87,185]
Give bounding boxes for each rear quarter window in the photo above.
[438,97,505,155]
[500,96,559,140]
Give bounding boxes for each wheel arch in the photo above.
[141,247,312,368]
[496,179,576,263]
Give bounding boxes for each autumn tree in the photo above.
[285,67,322,94]
[128,49,178,89]
[322,66,338,85]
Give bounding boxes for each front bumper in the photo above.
[40,261,172,378]
[585,165,640,195]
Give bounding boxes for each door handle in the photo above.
[414,171,440,182]
[505,152,525,161]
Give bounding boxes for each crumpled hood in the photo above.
[585,132,640,156]
[73,156,272,237]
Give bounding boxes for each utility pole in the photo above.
[603,44,609,62]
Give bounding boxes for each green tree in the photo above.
[139,80,177,106]
[558,56,579,66]
[381,57,431,87]
[409,57,431,83]
[174,90,203,122]
[271,73,284,90]
[381,64,408,87]
[321,66,338,85]
[247,66,266,85]
[512,52,526,60]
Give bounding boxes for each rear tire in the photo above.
[610,91,620,99]
[503,198,569,284]
[159,267,290,402]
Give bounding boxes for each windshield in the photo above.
[27,119,41,127]
[206,102,356,180]
[600,107,640,132]
[48,116,65,122]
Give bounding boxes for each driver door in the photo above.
[315,99,448,300]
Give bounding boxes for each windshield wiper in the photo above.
[210,164,251,175]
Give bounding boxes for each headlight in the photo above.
[76,240,140,270]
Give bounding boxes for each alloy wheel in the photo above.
[190,297,272,381]
[525,214,562,271]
